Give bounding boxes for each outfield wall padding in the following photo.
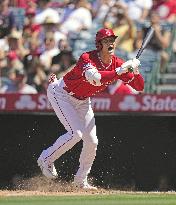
[0,113,176,191]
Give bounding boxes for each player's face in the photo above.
[101,37,116,55]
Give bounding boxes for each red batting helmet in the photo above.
[95,28,118,50]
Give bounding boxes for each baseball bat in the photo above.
[136,27,154,59]
[129,27,154,72]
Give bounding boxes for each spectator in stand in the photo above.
[50,38,73,75]
[0,50,8,77]
[0,68,37,93]
[60,0,92,37]
[51,49,76,78]
[39,32,60,72]
[23,37,41,70]
[25,57,47,92]
[6,50,24,73]
[9,0,37,30]
[23,37,42,75]
[23,7,41,42]
[34,0,60,25]
[119,0,153,22]
[102,1,120,27]
[22,37,47,93]
[58,38,72,52]
[10,0,37,9]
[103,2,136,53]
[59,0,77,23]
[152,0,176,23]
[135,11,172,73]
[8,29,29,59]
[41,16,66,45]
[0,36,9,52]
[0,0,15,39]
[91,0,115,21]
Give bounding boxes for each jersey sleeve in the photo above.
[98,70,117,83]
[77,53,93,70]
[119,73,144,91]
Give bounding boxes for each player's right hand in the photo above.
[115,59,140,75]
[48,73,57,83]
[122,58,140,70]
[115,60,133,75]
[132,58,140,74]
[132,58,140,69]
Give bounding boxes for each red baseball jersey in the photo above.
[63,50,144,99]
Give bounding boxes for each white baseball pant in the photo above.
[43,78,98,184]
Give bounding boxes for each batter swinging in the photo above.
[37,28,144,190]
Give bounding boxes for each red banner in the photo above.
[0,93,176,113]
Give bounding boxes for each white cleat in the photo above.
[37,152,58,179]
[80,183,97,191]
[74,180,97,191]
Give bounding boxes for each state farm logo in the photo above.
[15,95,36,109]
[119,95,176,112]
[119,95,140,111]
[91,97,111,110]
[142,95,176,111]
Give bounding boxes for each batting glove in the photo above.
[116,58,140,75]
[132,58,140,68]
[131,58,140,74]
[115,59,133,75]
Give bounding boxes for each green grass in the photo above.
[1,194,176,205]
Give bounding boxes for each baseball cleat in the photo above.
[80,183,97,191]
[37,152,58,179]
[74,180,97,191]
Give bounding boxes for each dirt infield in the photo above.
[0,190,101,197]
[1,175,176,197]
[1,190,176,197]
[0,175,110,197]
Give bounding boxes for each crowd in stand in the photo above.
[0,0,175,94]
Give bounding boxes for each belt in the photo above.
[63,86,87,100]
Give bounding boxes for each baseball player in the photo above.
[37,28,144,190]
